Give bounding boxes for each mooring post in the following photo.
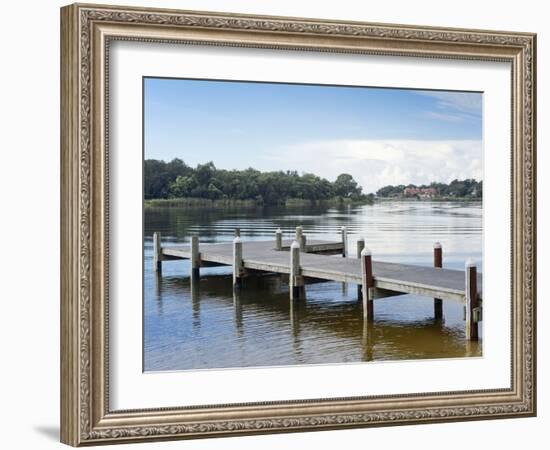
[361,247,374,321]
[153,232,162,272]
[290,241,304,300]
[341,226,348,257]
[356,237,365,300]
[465,259,479,341]
[433,242,443,320]
[275,227,283,250]
[234,228,241,238]
[295,226,305,252]
[233,236,243,290]
[190,235,200,281]
[295,226,302,242]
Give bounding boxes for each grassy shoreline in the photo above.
[376,197,482,202]
[144,197,373,209]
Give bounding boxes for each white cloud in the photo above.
[265,139,482,194]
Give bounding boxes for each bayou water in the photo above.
[144,201,482,372]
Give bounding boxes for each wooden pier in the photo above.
[153,227,482,340]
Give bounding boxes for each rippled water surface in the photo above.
[144,201,482,371]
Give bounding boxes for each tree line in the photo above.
[144,158,371,204]
[376,179,482,198]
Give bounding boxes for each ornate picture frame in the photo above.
[60,3,536,446]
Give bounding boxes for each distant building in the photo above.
[403,187,437,199]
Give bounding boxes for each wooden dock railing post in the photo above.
[356,237,365,299]
[295,226,305,252]
[290,241,304,300]
[234,228,241,238]
[233,236,243,290]
[361,247,374,321]
[275,228,283,250]
[153,232,162,272]
[341,226,348,257]
[190,235,200,281]
[433,242,443,320]
[465,259,479,341]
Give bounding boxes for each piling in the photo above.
[290,241,304,300]
[341,226,348,257]
[361,247,374,321]
[356,237,365,299]
[465,259,479,341]
[275,228,283,250]
[433,242,443,320]
[295,226,305,252]
[234,228,241,238]
[233,236,243,290]
[153,232,162,272]
[190,235,200,281]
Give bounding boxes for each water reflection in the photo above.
[144,201,482,371]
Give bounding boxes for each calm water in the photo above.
[144,201,482,372]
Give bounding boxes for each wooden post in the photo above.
[341,226,348,257]
[465,259,479,341]
[234,228,241,238]
[153,232,162,272]
[356,237,365,258]
[301,233,307,251]
[233,236,243,290]
[275,228,283,250]
[190,235,200,281]
[433,242,443,320]
[356,237,365,299]
[361,247,374,321]
[295,226,305,252]
[290,241,303,300]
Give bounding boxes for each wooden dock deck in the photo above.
[152,227,482,340]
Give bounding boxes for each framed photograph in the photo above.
[60,3,536,446]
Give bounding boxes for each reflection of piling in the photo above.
[233,237,243,290]
[275,228,282,250]
[154,269,163,314]
[341,281,348,295]
[362,318,374,361]
[190,277,200,327]
[341,226,348,257]
[233,289,243,333]
[290,241,304,300]
[433,242,443,320]
[153,232,162,272]
[190,235,200,281]
[290,300,300,338]
[361,247,374,321]
[356,237,365,300]
[465,259,479,341]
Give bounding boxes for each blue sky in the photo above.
[144,77,482,193]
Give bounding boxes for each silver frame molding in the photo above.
[60,3,536,446]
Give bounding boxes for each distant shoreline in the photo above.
[376,197,482,202]
[144,197,372,208]
[144,196,478,208]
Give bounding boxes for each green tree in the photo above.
[334,174,362,198]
